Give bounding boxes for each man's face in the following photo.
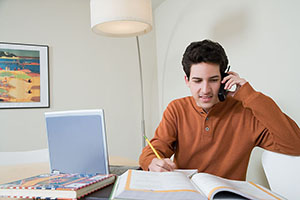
[185,62,221,112]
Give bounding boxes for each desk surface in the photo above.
[0,162,50,185]
[84,184,115,200]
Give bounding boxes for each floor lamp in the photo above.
[90,0,153,149]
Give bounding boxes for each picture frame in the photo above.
[0,42,49,108]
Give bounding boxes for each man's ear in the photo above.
[184,76,190,87]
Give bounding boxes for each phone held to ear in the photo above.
[218,66,230,102]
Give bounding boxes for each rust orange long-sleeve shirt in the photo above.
[139,82,300,180]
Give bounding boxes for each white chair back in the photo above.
[262,150,300,200]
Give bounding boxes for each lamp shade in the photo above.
[90,0,153,37]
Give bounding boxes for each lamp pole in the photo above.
[136,36,146,149]
[90,0,153,150]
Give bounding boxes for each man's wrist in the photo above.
[239,78,247,86]
[233,82,255,102]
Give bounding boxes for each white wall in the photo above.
[155,0,300,187]
[0,0,160,161]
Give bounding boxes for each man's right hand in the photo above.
[148,158,177,172]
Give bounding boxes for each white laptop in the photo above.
[45,109,110,174]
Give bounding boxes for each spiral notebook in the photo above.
[45,109,110,175]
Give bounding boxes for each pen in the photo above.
[143,135,162,160]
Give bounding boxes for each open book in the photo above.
[110,170,285,200]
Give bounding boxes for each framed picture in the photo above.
[0,42,49,108]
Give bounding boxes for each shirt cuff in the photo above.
[139,155,157,171]
[233,82,257,103]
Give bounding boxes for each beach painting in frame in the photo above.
[0,42,49,108]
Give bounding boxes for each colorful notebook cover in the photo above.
[0,173,116,199]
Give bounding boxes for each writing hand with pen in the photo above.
[144,135,177,172]
[148,158,177,172]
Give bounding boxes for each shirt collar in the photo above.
[189,96,231,116]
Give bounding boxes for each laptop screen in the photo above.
[45,109,109,174]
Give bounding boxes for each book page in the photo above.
[127,170,198,191]
[113,170,207,200]
[191,173,283,200]
[174,169,198,178]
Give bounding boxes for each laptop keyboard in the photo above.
[109,165,140,175]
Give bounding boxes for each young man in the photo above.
[139,39,300,181]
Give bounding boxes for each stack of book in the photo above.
[0,173,116,199]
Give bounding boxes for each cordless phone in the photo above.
[218,66,231,102]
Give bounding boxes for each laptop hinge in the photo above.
[51,170,61,174]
